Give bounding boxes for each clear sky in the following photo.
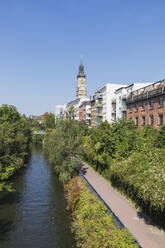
[0,0,165,115]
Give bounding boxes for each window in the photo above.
[142,116,145,126]
[129,104,132,112]
[150,115,154,126]
[142,101,145,110]
[122,112,126,119]
[150,100,154,110]
[135,117,138,126]
[159,114,163,125]
[135,103,138,112]
[159,97,163,108]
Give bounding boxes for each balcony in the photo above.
[86,110,91,115]
[98,112,103,117]
[112,108,116,114]
[126,86,165,104]
[97,94,103,99]
[111,98,116,103]
[96,103,103,108]
[122,94,127,100]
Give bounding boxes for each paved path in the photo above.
[80,163,165,248]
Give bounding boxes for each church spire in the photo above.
[77,57,86,78]
[76,58,87,99]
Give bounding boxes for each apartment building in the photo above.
[126,79,165,129]
[90,96,96,128]
[113,83,152,121]
[94,83,125,126]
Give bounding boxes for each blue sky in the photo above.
[0,0,165,115]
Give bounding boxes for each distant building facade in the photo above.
[113,83,152,121]
[90,97,96,128]
[66,97,90,121]
[55,105,66,121]
[66,99,80,120]
[94,83,126,126]
[126,79,165,129]
[79,100,91,125]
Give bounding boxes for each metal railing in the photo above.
[79,170,144,248]
[127,87,165,104]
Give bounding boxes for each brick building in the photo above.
[79,100,91,125]
[79,104,86,121]
[126,79,165,129]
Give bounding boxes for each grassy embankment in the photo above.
[64,177,139,248]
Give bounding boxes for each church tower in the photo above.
[76,59,87,99]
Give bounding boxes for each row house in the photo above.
[126,79,165,129]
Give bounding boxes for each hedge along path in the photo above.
[80,163,165,248]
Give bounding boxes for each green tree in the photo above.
[43,112,55,129]
[44,116,89,183]
[0,105,31,192]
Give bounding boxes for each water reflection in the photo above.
[0,147,75,248]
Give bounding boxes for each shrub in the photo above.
[65,177,139,248]
[110,148,165,219]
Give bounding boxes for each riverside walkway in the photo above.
[80,163,165,248]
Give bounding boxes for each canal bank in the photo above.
[80,162,165,248]
[0,146,75,248]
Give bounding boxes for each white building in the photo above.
[66,97,90,121]
[94,83,126,126]
[114,82,153,121]
[85,101,91,124]
[94,82,153,126]
[55,104,66,121]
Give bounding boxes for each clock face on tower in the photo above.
[76,61,87,98]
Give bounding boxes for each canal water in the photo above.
[0,147,75,248]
